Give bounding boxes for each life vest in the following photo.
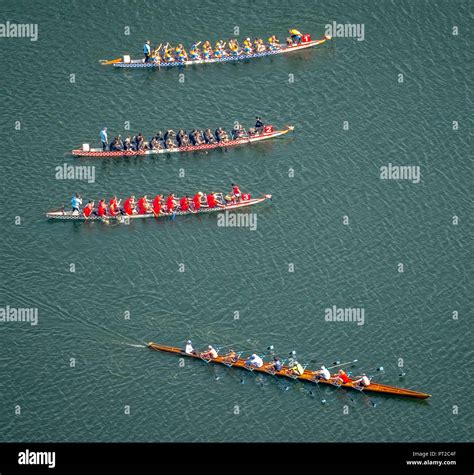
[83,204,93,217]
[124,198,134,216]
[97,202,107,217]
[153,197,162,214]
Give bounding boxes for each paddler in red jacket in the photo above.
[179,195,190,212]
[83,200,94,218]
[192,192,203,211]
[109,196,120,216]
[335,369,351,385]
[206,192,221,208]
[97,199,107,217]
[123,195,136,216]
[231,183,242,202]
[166,193,177,213]
[152,194,162,216]
[137,195,151,214]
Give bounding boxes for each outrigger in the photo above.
[147,342,431,400]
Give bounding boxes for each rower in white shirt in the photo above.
[245,353,264,368]
[185,340,194,354]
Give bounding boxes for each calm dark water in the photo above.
[0,0,472,442]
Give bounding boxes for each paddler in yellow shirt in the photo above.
[175,43,188,61]
[202,40,212,59]
[288,28,302,44]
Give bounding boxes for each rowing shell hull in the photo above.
[72,127,293,158]
[147,343,431,399]
[46,195,271,221]
[111,37,329,69]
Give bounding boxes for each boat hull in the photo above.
[72,127,293,158]
[147,342,431,399]
[46,195,271,221]
[112,37,329,69]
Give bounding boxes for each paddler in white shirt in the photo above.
[314,365,331,381]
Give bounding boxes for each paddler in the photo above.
[288,28,302,44]
[97,199,107,217]
[175,43,187,61]
[143,40,151,62]
[206,192,221,209]
[231,183,241,202]
[100,127,108,151]
[214,40,227,58]
[242,37,252,54]
[353,373,371,388]
[179,195,190,212]
[152,194,163,216]
[189,41,201,60]
[192,191,203,211]
[245,353,264,368]
[228,39,239,56]
[200,345,218,359]
[202,41,212,59]
[137,195,151,214]
[163,45,174,62]
[83,200,94,219]
[123,195,136,216]
[109,196,120,216]
[71,194,82,214]
[268,34,280,50]
[166,193,177,213]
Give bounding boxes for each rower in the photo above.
[192,191,203,211]
[245,353,264,368]
[201,345,218,359]
[137,195,151,214]
[185,340,195,354]
[315,365,331,381]
[97,199,107,217]
[166,193,177,213]
[152,194,162,216]
[143,40,151,62]
[288,28,302,44]
[71,194,82,214]
[109,196,120,216]
[288,360,304,376]
[222,349,239,364]
[335,369,351,385]
[100,127,108,151]
[83,200,94,218]
[123,195,136,216]
[229,39,239,56]
[231,183,241,202]
[179,195,190,212]
[353,373,371,388]
[268,356,283,372]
